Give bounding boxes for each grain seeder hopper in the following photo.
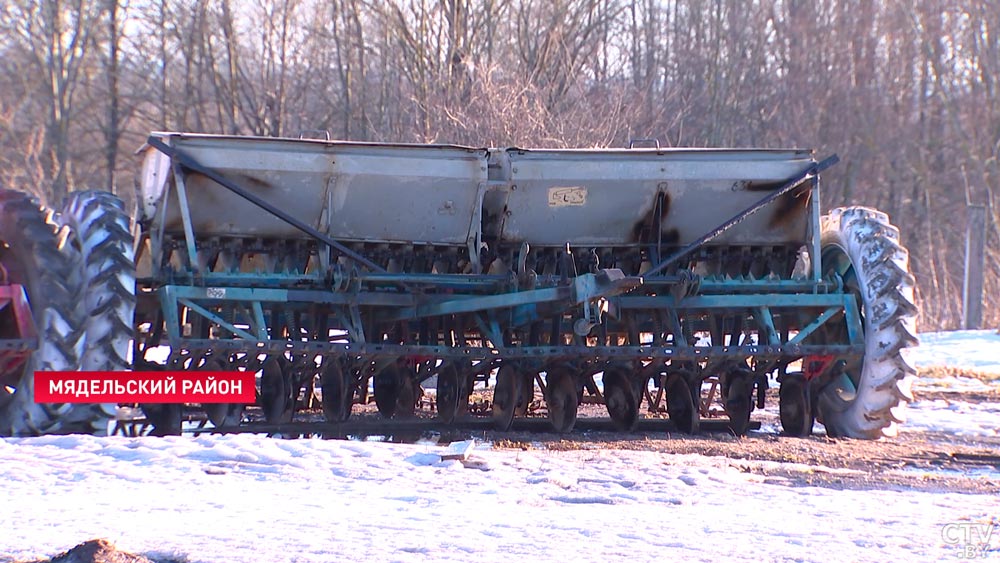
[2,132,918,439]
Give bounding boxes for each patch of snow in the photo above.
[902,400,1000,437]
[908,331,1000,375]
[0,435,996,563]
[3,330,1000,562]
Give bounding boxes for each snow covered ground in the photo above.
[1,331,998,563]
[903,329,1000,439]
[1,434,997,563]
[906,330,1000,375]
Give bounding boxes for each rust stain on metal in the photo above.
[186,171,275,191]
[768,184,811,229]
[744,180,784,192]
[631,191,678,245]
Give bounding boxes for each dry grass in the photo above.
[917,366,1000,383]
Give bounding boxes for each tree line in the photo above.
[1,0,997,330]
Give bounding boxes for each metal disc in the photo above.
[437,364,461,424]
[373,365,401,419]
[725,371,753,436]
[394,366,418,419]
[143,403,182,436]
[779,373,814,437]
[259,357,291,424]
[202,357,244,427]
[515,372,533,416]
[603,366,639,431]
[665,373,699,434]
[545,367,579,433]
[492,364,521,431]
[321,360,352,423]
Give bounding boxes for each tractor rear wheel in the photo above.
[0,190,92,436]
[56,190,136,430]
[56,191,135,372]
[815,207,918,439]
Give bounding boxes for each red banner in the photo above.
[34,371,256,403]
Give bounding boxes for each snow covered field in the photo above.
[1,331,998,563]
[906,330,1000,376]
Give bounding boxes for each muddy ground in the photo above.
[481,382,1000,495]
[134,374,1000,497]
[238,378,999,496]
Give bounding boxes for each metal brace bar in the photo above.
[756,306,780,346]
[163,284,417,308]
[160,287,183,342]
[645,154,839,277]
[665,309,687,347]
[348,305,366,343]
[149,173,172,278]
[160,339,863,360]
[146,136,386,274]
[386,271,638,322]
[178,298,259,342]
[787,306,842,345]
[171,162,200,272]
[619,293,851,309]
[251,301,268,340]
[466,182,487,274]
[473,313,503,349]
[809,176,823,285]
[843,297,863,346]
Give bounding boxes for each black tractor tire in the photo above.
[0,190,95,436]
[56,191,136,371]
[815,207,918,439]
[56,191,136,431]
